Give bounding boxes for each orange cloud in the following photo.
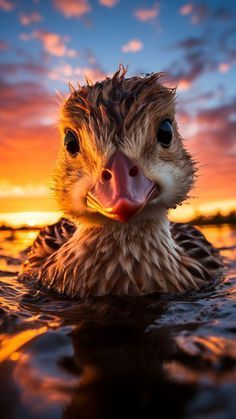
[53,0,90,17]
[134,4,159,21]
[0,76,59,190]
[0,0,14,11]
[122,39,143,53]
[76,66,107,83]
[22,30,78,57]
[19,12,42,26]
[177,79,192,91]
[99,0,118,7]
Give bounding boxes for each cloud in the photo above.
[0,58,106,126]
[181,99,236,156]
[178,89,224,111]
[49,64,75,82]
[179,2,208,23]
[167,26,236,88]
[180,2,234,24]
[218,62,231,73]
[191,4,208,23]
[177,79,192,91]
[53,0,91,17]
[166,50,211,90]
[0,40,8,50]
[214,7,233,21]
[173,37,206,49]
[99,0,118,7]
[75,66,107,83]
[0,183,48,198]
[166,36,210,89]
[0,61,48,80]
[0,0,14,11]
[121,39,143,53]
[19,33,32,41]
[21,30,78,57]
[48,52,108,84]
[49,64,106,84]
[0,59,107,191]
[34,30,70,56]
[0,77,59,186]
[177,99,236,204]
[179,3,193,16]
[19,12,42,26]
[0,80,55,127]
[134,3,159,21]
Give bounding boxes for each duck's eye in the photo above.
[64,129,80,156]
[157,119,173,148]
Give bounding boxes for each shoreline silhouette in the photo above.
[0,210,235,231]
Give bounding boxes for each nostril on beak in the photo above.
[101,169,112,182]
[129,166,139,177]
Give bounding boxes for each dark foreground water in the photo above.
[0,225,235,419]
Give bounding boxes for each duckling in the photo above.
[23,66,222,297]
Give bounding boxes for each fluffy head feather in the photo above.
[54,65,195,227]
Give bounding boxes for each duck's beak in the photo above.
[86,150,158,222]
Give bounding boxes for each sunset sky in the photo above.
[0,0,236,226]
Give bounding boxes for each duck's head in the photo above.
[55,66,195,227]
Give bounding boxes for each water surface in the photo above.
[0,225,235,419]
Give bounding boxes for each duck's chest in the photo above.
[39,223,207,297]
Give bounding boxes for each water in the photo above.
[0,225,235,419]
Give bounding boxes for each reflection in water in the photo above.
[0,224,235,418]
[0,326,47,362]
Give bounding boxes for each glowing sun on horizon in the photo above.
[0,211,61,228]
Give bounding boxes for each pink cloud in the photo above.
[179,3,193,16]
[0,61,48,78]
[99,0,118,7]
[0,81,54,125]
[122,39,143,53]
[53,0,91,17]
[34,31,68,56]
[218,63,231,73]
[49,64,106,84]
[22,30,78,57]
[0,40,8,50]
[134,4,159,21]
[180,3,208,24]
[0,0,14,11]
[19,12,42,26]
[49,64,75,82]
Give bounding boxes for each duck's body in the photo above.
[24,217,221,298]
[23,66,222,297]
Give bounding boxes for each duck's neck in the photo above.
[40,215,201,297]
